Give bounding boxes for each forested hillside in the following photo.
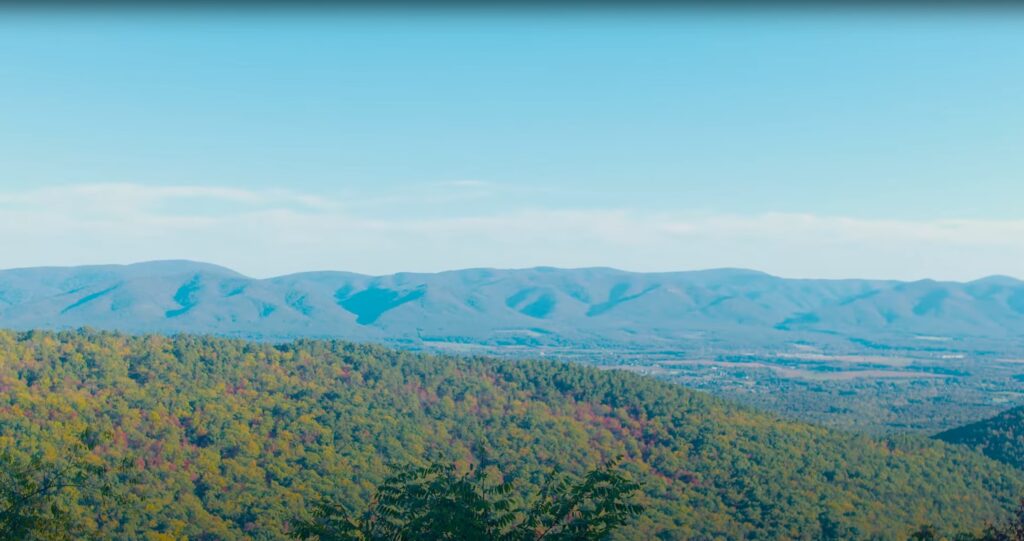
[936,406,1024,470]
[0,329,1020,540]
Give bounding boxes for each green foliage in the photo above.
[909,499,1024,541]
[907,524,941,541]
[0,439,118,541]
[936,407,1024,469]
[0,329,1022,539]
[291,459,642,541]
[518,460,643,541]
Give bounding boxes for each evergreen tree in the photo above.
[291,459,643,541]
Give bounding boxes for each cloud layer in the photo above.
[1,183,1021,281]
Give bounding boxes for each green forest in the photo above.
[936,406,1024,470]
[0,329,1021,540]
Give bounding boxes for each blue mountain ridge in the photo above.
[1,260,1022,350]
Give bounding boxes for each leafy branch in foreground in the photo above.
[290,459,644,541]
[0,434,126,541]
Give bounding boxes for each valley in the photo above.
[4,261,1024,435]
[616,350,1024,433]
[427,341,1024,434]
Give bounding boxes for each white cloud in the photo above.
[0,183,334,215]
[0,183,1022,281]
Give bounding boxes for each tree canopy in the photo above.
[0,329,1021,539]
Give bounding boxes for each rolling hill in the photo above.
[936,405,1024,470]
[1,261,1023,351]
[0,329,1021,539]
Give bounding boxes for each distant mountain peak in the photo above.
[117,260,247,277]
[1,259,245,278]
[970,275,1023,287]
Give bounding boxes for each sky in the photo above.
[1,6,1022,280]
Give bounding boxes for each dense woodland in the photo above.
[936,406,1024,470]
[0,329,1022,540]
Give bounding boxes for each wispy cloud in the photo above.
[0,183,335,215]
[0,183,1022,280]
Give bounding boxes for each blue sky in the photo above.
[1,8,1022,279]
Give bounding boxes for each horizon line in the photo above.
[1,258,1019,285]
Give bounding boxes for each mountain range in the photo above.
[1,260,1023,351]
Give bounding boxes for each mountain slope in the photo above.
[936,406,1024,469]
[1,261,1023,350]
[0,329,1020,540]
